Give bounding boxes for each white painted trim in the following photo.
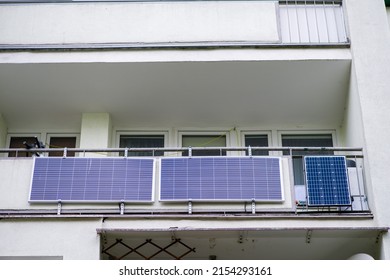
[0,48,352,64]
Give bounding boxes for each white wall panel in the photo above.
[0,2,280,45]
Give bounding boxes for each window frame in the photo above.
[46,133,80,157]
[116,130,169,157]
[178,130,231,156]
[278,130,337,148]
[7,133,42,157]
[240,130,272,156]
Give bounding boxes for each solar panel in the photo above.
[160,157,283,201]
[29,157,155,203]
[304,156,351,206]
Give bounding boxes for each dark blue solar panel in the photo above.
[160,157,283,201]
[29,157,154,202]
[305,156,351,206]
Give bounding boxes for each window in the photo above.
[281,134,333,185]
[119,135,165,156]
[244,134,269,156]
[8,136,41,157]
[48,136,77,157]
[182,135,226,156]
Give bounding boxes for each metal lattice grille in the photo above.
[102,238,196,260]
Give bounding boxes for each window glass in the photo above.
[119,135,164,156]
[281,134,333,155]
[49,137,77,157]
[182,135,226,156]
[282,134,333,185]
[244,134,269,156]
[8,136,39,157]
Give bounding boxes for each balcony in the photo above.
[0,2,351,134]
[0,146,370,217]
[0,0,348,50]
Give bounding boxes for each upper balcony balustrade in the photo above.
[0,0,348,49]
[0,146,370,216]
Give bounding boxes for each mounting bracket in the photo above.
[62,147,67,158]
[124,148,129,158]
[306,229,313,244]
[248,146,252,157]
[251,199,256,214]
[57,201,62,215]
[120,202,125,215]
[188,200,193,215]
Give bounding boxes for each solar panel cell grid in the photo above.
[305,156,351,206]
[160,157,283,201]
[29,157,154,203]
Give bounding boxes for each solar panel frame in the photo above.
[29,157,156,203]
[159,156,284,202]
[304,156,351,207]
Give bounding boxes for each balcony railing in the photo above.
[279,0,347,44]
[0,145,361,157]
[0,146,370,216]
[0,0,348,50]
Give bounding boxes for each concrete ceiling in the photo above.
[0,59,351,131]
[100,228,379,260]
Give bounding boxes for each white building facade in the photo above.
[0,0,389,260]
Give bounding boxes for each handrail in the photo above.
[0,0,343,4]
[0,146,363,156]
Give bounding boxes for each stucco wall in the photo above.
[0,219,101,259]
[339,65,364,147]
[0,113,7,151]
[344,0,390,258]
[387,7,390,29]
[0,2,280,45]
[79,113,112,151]
[0,157,293,212]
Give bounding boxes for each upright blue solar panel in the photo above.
[304,156,351,206]
[29,157,154,203]
[160,157,283,201]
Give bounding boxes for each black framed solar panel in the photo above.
[160,157,283,201]
[29,157,155,203]
[304,156,351,206]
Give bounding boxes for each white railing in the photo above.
[279,0,347,44]
[0,0,348,49]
